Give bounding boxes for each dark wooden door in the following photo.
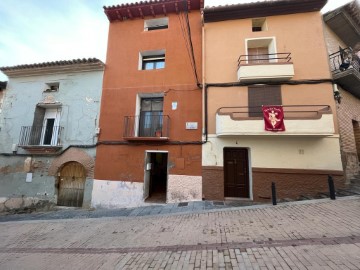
[224,148,249,198]
[58,162,86,207]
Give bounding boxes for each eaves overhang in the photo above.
[323,0,360,48]
[0,58,105,78]
[104,0,204,22]
[204,0,327,23]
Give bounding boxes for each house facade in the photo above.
[323,0,360,182]
[0,59,104,211]
[93,0,203,207]
[202,0,344,202]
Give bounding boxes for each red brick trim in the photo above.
[48,148,94,178]
[202,166,345,201]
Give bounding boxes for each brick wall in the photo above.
[202,166,344,202]
[323,25,347,54]
[202,167,224,201]
[252,170,344,202]
[48,148,95,178]
[336,88,360,180]
[354,121,360,161]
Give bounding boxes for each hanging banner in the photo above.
[262,105,285,131]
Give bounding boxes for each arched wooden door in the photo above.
[57,162,86,207]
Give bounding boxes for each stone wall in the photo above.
[0,148,96,212]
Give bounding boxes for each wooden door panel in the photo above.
[224,148,249,198]
[58,162,86,207]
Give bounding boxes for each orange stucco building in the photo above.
[93,0,203,207]
[202,0,344,202]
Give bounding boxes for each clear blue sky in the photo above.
[0,0,351,81]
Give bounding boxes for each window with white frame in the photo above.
[139,50,166,70]
[144,17,169,31]
[252,18,267,32]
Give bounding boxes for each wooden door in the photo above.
[224,148,250,198]
[58,162,86,207]
[248,47,269,64]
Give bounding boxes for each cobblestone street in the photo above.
[1,197,360,269]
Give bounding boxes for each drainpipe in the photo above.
[201,11,207,143]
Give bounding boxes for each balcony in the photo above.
[237,53,294,82]
[323,1,360,49]
[123,114,170,141]
[329,49,360,98]
[216,105,334,137]
[18,126,64,152]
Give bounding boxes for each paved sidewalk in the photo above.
[0,200,263,223]
[1,197,360,269]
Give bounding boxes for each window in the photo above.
[248,85,281,117]
[252,18,267,32]
[139,98,164,137]
[142,55,165,70]
[246,37,276,64]
[27,106,62,146]
[144,17,168,31]
[44,82,59,92]
[139,50,166,70]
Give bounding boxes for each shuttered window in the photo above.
[248,85,282,117]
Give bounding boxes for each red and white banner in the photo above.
[262,105,285,132]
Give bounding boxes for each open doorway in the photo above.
[144,151,168,203]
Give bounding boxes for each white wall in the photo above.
[203,135,343,171]
[0,70,104,153]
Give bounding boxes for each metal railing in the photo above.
[18,126,64,146]
[238,52,292,66]
[218,105,331,118]
[329,48,360,74]
[123,114,170,138]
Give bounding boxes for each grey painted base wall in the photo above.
[0,156,56,199]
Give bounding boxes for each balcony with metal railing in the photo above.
[216,105,334,136]
[18,126,64,152]
[329,49,360,98]
[123,114,170,141]
[237,53,294,82]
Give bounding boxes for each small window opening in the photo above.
[252,18,267,32]
[144,18,169,31]
[139,50,166,70]
[44,82,59,92]
[142,55,165,70]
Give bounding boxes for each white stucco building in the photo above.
[0,59,104,212]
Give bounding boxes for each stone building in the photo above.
[0,59,104,212]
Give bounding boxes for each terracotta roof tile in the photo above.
[0,58,103,72]
[104,0,203,22]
